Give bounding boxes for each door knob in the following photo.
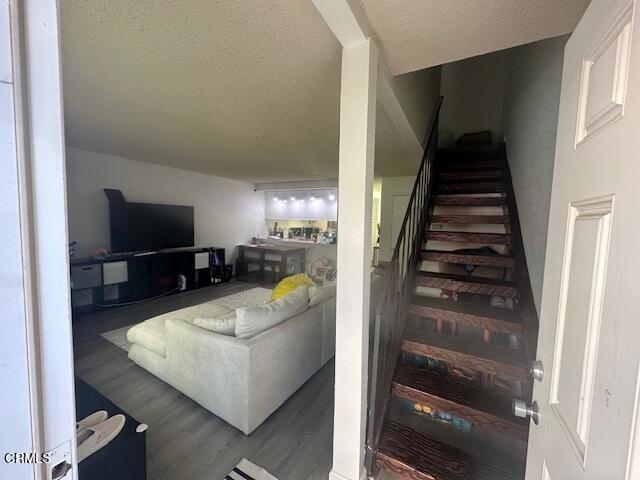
[530,360,544,382]
[513,399,540,425]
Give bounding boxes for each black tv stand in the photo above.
[70,246,227,317]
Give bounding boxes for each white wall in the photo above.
[502,35,567,313]
[439,49,508,144]
[66,148,267,262]
[378,176,415,262]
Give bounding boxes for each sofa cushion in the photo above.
[127,315,168,357]
[192,310,236,335]
[235,286,309,339]
[127,303,235,356]
[308,283,336,307]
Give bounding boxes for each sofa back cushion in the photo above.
[235,286,309,339]
[308,282,336,307]
[192,309,237,335]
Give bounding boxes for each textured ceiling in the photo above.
[61,1,415,183]
[360,0,590,74]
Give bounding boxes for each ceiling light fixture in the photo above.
[290,194,296,202]
[273,195,278,202]
[310,194,316,201]
[328,192,336,201]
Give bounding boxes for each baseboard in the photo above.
[328,467,368,480]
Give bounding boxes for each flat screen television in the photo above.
[109,201,195,253]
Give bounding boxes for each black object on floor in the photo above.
[75,377,146,480]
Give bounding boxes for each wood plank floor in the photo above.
[73,281,334,480]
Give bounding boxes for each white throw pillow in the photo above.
[308,283,336,307]
[235,286,309,339]
[192,310,237,336]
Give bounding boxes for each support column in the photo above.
[331,38,377,480]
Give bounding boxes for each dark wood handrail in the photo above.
[389,97,444,265]
[365,96,443,473]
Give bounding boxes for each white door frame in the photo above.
[1,1,76,479]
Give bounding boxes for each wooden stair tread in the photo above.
[421,249,515,268]
[426,230,512,245]
[392,363,528,439]
[377,420,522,480]
[434,196,506,206]
[402,327,529,381]
[415,271,518,297]
[409,295,522,335]
[430,214,509,224]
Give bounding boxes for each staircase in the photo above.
[366,99,539,480]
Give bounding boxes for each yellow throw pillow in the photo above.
[271,274,316,301]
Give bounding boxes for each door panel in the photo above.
[549,196,613,466]
[526,0,640,479]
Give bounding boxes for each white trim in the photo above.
[310,0,370,48]
[9,1,44,476]
[311,0,423,162]
[8,0,77,478]
[331,37,377,480]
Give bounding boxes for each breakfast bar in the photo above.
[237,244,307,281]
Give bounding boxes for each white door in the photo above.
[526,0,640,479]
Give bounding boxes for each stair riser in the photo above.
[437,183,504,194]
[415,277,518,297]
[425,231,512,245]
[434,197,506,207]
[439,161,502,171]
[430,215,509,224]
[409,304,522,335]
[421,251,515,268]
[392,383,528,442]
[401,339,529,382]
[439,170,503,181]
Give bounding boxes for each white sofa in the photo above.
[126,287,336,434]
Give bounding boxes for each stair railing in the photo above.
[365,96,443,474]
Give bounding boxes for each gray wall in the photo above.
[392,66,442,140]
[438,36,567,313]
[502,35,568,313]
[439,50,508,144]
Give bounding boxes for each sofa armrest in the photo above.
[163,307,326,435]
